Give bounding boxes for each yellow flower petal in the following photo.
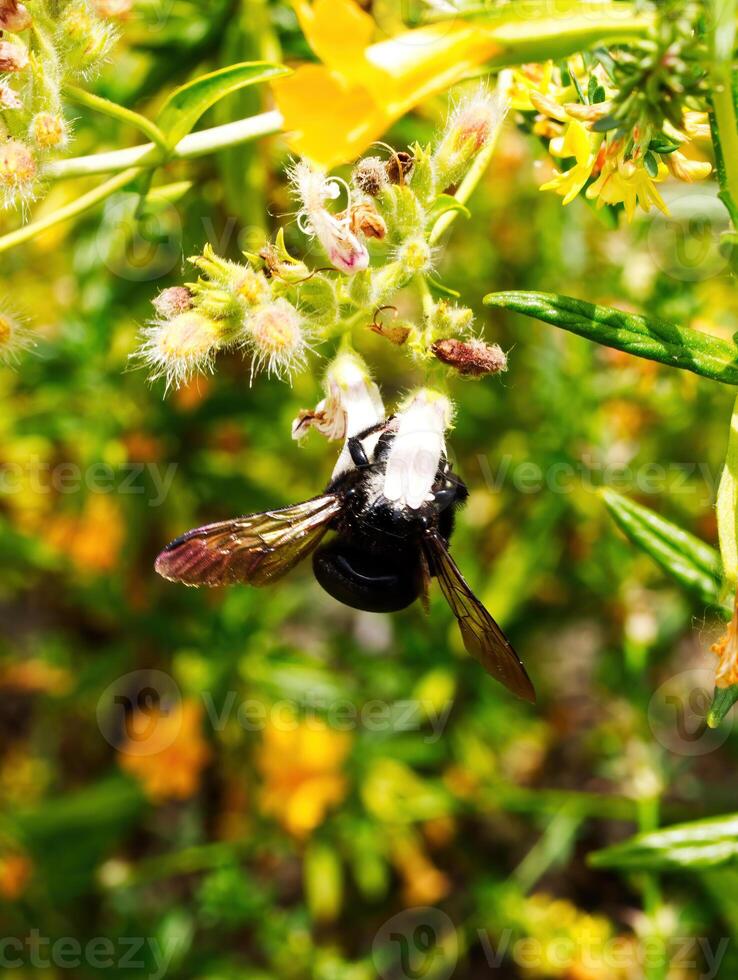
[292,0,375,81]
[273,65,386,168]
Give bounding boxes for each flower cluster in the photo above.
[138,88,511,393]
[504,52,712,221]
[0,0,121,212]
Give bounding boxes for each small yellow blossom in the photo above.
[665,147,713,183]
[500,62,563,112]
[540,119,599,205]
[119,699,211,802]
[256,710,352,838]
[586,151,669,222]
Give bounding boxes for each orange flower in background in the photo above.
[0,850,32,900]
[46,495,124,574]
[390,831,451,906]
[118,699,211,802]
[256,711,352,838]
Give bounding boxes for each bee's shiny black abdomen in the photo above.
[312,539,421,613]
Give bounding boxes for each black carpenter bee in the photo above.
[155,417,535,702]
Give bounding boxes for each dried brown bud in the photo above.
[0,0,32,31]
[346,202,387,240]
[431,338,508,377]
[0,40,28,72]
[353,156,389,196]
[385,150,414,185]
[369,316,410,346]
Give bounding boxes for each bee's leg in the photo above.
[348,436,371,468]
[350,417,396,469]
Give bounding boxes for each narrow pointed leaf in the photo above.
[484,292,738,386]
[599,488,728,614]
[590,813,738,871]
[156,62,290,149]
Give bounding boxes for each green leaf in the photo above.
[592,114,621,132]
[708,684,738,728]
[429,194,471,224]
[156,61,290,149]
[599,488,728,614]
[649,134,681,154]
[643,150,659,177]
[484,291,738,385]
[426,274,461,299]
[590,813,738,871]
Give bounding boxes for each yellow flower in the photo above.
[272,0,506,167]
[586,151,668,222]
[540,119,598,205]
[256,711,352,838]
[665,147,713,183]
[500,61,562,112]
[501,891,640,979]
[118,699,211,802]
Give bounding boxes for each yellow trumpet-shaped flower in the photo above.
[540,119,598,205]
[272,0,654,168]
[273,0,502,168]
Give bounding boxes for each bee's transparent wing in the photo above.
[155,494,343,588]
[423,530,536,703]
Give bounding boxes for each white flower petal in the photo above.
[383,391,452,510]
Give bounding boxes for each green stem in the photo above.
[43,110,284,180]
[638,796,667,980]
[63,84,169,154]
[0,167,141,254]
[708,0,738,226]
